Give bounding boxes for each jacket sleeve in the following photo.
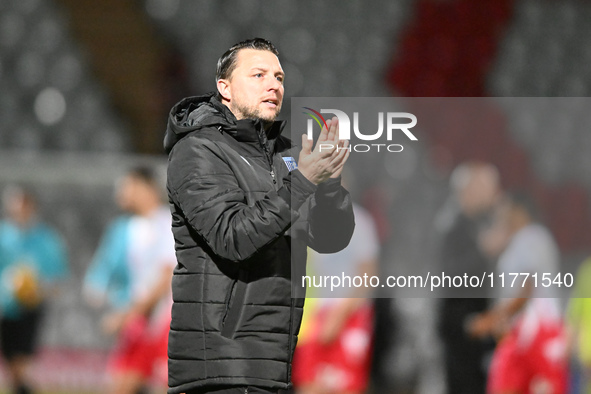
[168,136,317,263]
[306,177,355,253]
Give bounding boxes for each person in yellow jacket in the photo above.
[567,257,591,394]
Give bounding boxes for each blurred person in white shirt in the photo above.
[469,191,567,394]
[84,166,175,394]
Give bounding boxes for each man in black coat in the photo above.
[164,38,355,394]
[436,162,500,394]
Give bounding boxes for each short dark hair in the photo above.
[2,185,36,208]
[128,165,158,188]
[506,190,539,220]
[216,37,279,82]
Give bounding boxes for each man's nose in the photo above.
[267,77,282,91]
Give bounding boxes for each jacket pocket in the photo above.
[220,271,248,339]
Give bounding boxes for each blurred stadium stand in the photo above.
[141,0,414,98]
[388,0,591,255]
[0,0,130,153]
[56,0,172,153]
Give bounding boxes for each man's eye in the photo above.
[276,76,284,82]
[254,73,263,78]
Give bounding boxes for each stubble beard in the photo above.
[232,101,281,123]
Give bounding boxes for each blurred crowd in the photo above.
[435,163,568,394]
[0,160,589,394]
[0,166,174,394]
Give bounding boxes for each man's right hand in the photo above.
[298,117,350,185]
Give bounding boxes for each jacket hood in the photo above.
[164,92,235,153]
[163,92,287,154]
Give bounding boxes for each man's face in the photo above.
[115,175,158,214]
[115,176,137,213]
[460,167,499,216]
[219,49,284,122]
[3,191,34,226]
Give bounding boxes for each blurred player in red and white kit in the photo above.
[84,166,175,394]
[292,201,379,394]
[469,191,568,394]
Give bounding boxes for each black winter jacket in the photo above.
[164,93,355,394]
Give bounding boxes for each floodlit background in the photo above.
[1,0,590,393]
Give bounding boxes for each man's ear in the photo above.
[217,79,231,102]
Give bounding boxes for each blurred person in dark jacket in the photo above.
[435,162,500,394]
[163,38,355,394]
[0,186,69,394]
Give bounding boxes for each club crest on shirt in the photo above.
[282,157,298,172]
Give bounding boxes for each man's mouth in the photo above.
[262,99,279,108]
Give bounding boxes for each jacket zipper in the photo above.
[287,299,295,380]
[257,129,277,188]
[222,278,238,327]
[263,144,276,186]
